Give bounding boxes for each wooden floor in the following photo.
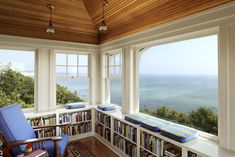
[73,136,119,157]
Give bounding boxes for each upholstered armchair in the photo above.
[0,104,69,157]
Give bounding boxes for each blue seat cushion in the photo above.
[160,124,198,143]
[125,113,170,131]
[0,104,36,154]
[125,113,151,124]
[140,117,171,132]
[97,104,116,111]
[42,135,69,157]
[65,102,86,109]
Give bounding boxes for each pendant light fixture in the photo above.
[99,0,108,33]
[46,4,55,35]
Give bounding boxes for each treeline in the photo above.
[0,66,83,108]
[140,106,218,135]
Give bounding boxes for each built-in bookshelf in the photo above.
[113,133,137,157]
[24,107,228,157]
[95,111,111,142]
[27,114,57,138]
[27,114,56,126]
[58,110,92,136]
[113,118,137,143]
[113,118,137,157]
[140,130,182,157]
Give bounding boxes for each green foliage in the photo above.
[0,66,83,108]
[56,84,83,105]
[189,107,218,135]
[140,106,218,135]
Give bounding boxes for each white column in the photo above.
[35,48,51,112]
[90,53,100,105]
[100,53,108,104]
[49,49,56,110]
[122,46,135,114]
[219,22,235,151]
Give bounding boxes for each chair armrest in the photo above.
[32,123,71,129]
[5,137,62,157]
[6,137,62,147]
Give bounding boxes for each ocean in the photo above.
[58,75,218,114]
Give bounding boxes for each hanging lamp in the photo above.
[46,4,55,35]
[99,0,108,33]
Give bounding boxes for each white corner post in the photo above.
[35,48,55,112]
[219,22,235,151]
[100,53,109,104]
[122,46,138,114]
[90,53,100,105]
[49,49,56,110]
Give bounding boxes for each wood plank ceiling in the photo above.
[0,0,234,44]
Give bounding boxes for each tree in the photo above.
[189,107,218,135]
[56,84,83,105]
[0,66,84,108]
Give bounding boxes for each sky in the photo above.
[0,50,34,72]
[139,35,218,75]
[0,35,218,76]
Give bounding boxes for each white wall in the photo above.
[99,1,235,151]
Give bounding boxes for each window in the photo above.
[139,35,218,135]
[56,53,89,105]
[108,53,122,105]
[0,49,35,108]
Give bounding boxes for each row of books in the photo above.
[58,122,92,136]
[114,119,137,143]
[34,128,56,138]
[95,123,111,142]
[28,115,56,126]
[59,111,91,124]
[96,111,110,128]
[140,149,157,157]
[140,131,164,156]
[113,133,137,157]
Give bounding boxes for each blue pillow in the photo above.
[140,117,171,132]
[125,113,170,131]
[160,124,198,143]
[125,113,152,124]
[65,102,86,109]
[97,104,116,111]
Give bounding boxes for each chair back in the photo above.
[0,104,36,155]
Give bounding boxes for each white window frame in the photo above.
[134,30,219,141]
[0,47,37,113]
[105,49,123,106]
[55,51,91,106]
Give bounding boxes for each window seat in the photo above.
[24,105,235,157]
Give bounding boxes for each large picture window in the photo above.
[139,35,218,135]
[56,53,89,105]
[0,49,35,108]
[108,53,122,106]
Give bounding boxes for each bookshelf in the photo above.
[24,106,232,157]
[27,114,56,126]
[95,110,111,142]
[58,110,92,137]
[140,130,181,157]
[27,114,57,138]
[113,118,137,157]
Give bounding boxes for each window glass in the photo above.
[108,52,122,106]
[68,54,77,66]
[56,53,66,65]
[56,53,89,105]
[139,35,218,135]
[79,55,88,66]
[0,49,35,108]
